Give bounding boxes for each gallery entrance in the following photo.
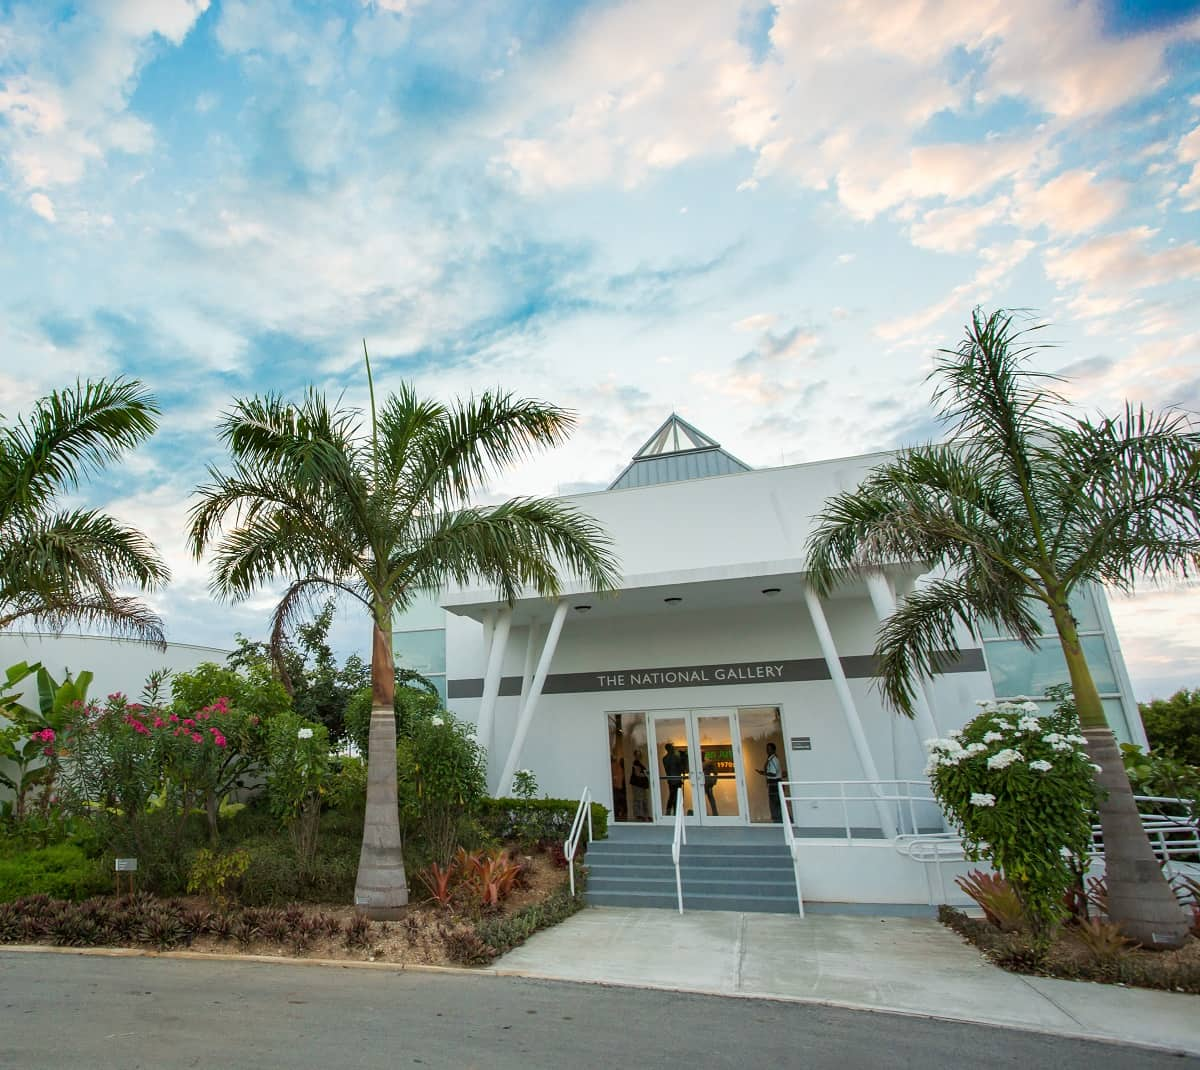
[606,706,785,826]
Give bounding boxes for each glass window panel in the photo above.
[652,716,692,818]
[738,706,785,824]
[975,588,1100,639]
[607,712,650,823]
[986,636,1116,699]
[696,715,740,819]
[393,594,446,632]
[393,628,445,675]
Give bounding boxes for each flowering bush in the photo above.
[926,692,1097,942]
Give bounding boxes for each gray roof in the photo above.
[608,414,751,490]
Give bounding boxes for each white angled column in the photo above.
[519,621,542,705]
[496,599,568,797]
[476,606,512,771]
[804,583,897,839]
[865,573,941,745]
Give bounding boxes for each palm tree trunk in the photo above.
[354,609,408,919]
[1054,605,1188,948]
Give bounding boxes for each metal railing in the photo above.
[778,781,805,917]
[565,786,593,898]
[1091,797,1199,874]
[780,779,942,842]
[670,794,687,914]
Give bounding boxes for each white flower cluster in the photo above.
[1029,759,1053,773]
[297,727,313,739]
[970,792,996,807]
[986,748,1024,770]
[430,715,445,727]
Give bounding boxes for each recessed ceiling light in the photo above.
[574,604,592,613]
[663,596,683,605]
[761,587,782,597]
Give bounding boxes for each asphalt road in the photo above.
[0,952,1194,1070]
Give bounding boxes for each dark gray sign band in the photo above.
[446,648,985,700]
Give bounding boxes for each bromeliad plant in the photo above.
[927,693,1097,945]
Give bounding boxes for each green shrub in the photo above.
[479,798,608,846]
[0,844,109,902]
[327,755,367,813]
[448,884,586,965]
[265,712,330,879]
[926,690,1096,944]
[187,848,251,906]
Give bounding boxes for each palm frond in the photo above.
[0,378,159,518]
[0,595,166,649]
[1043,404,1200,589]
[269,576,370,690]
[397,498,620,603]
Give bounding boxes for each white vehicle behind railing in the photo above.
[671,795,686,914]
[564,786,593,898]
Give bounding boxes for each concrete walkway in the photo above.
[493,908,1200,1056]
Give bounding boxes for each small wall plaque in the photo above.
[790,737,812,751]
[114,858,138,872]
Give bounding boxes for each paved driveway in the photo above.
[493,907,1200,1055]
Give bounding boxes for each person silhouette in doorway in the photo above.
[757,742,784,823]
[662,741,687,816]
[630,750,651,821]
[703,759,719,816]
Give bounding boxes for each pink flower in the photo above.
[32,728,55,743]
[42,746,54,757]
[169,714,179,724]
[108,692,125,702]
[212,732,227,748]
[191,733,203,744]
[153,717,166,729]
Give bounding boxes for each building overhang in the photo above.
[438,559,926,626]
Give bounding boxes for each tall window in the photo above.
[977,586,1135,741]
[393,594,447,703]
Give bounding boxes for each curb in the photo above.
[0,943,497,977]
[3,945,1195,1058]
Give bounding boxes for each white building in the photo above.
[396,415,1147,913]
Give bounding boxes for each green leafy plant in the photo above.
[1138,688,1200,767]
[397,709,487,866]
[186,848,251,907]
[478,797,609,846]
[510,769,539,801]
[417,861,457,907]
[955,870,1026,932]
[926,692,1097,946]
[1120,743,1200,826]
[265,713,330,880]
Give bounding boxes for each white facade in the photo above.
[393,421,1146,907]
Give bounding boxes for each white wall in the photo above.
[0,633,231,711]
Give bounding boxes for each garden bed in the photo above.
[0,852,583,968]
[939,905,1200,994]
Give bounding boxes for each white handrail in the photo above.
[778,780,805,917]
[565,786,593,898]
[671,793,687,914]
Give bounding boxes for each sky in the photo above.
[1,0,1199,701]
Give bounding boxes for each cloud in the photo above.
[28,191,55,221]
[909,197,1011,253]
[1011,169,1126,236]
[1044,227,1200,293]
[1178,121,1200,210]
[875,240,1036,343]
[0,1,209,196]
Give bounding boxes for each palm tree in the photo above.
[0,378,169,644]
[188,352,620,919]
[805,309,1197,948]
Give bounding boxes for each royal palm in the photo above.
[806,309,1196,948]
[0,378,168,643]
[189,357,619,917]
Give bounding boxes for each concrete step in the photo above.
[586,860,795,876]
[587,843,790,861]
[588,875,797,896]
[585,889,801,913]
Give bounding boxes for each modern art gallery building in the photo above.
[397,415,1148,910]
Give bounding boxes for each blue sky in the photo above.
[1,0,1199,698]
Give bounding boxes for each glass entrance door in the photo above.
[649,710,746,825]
